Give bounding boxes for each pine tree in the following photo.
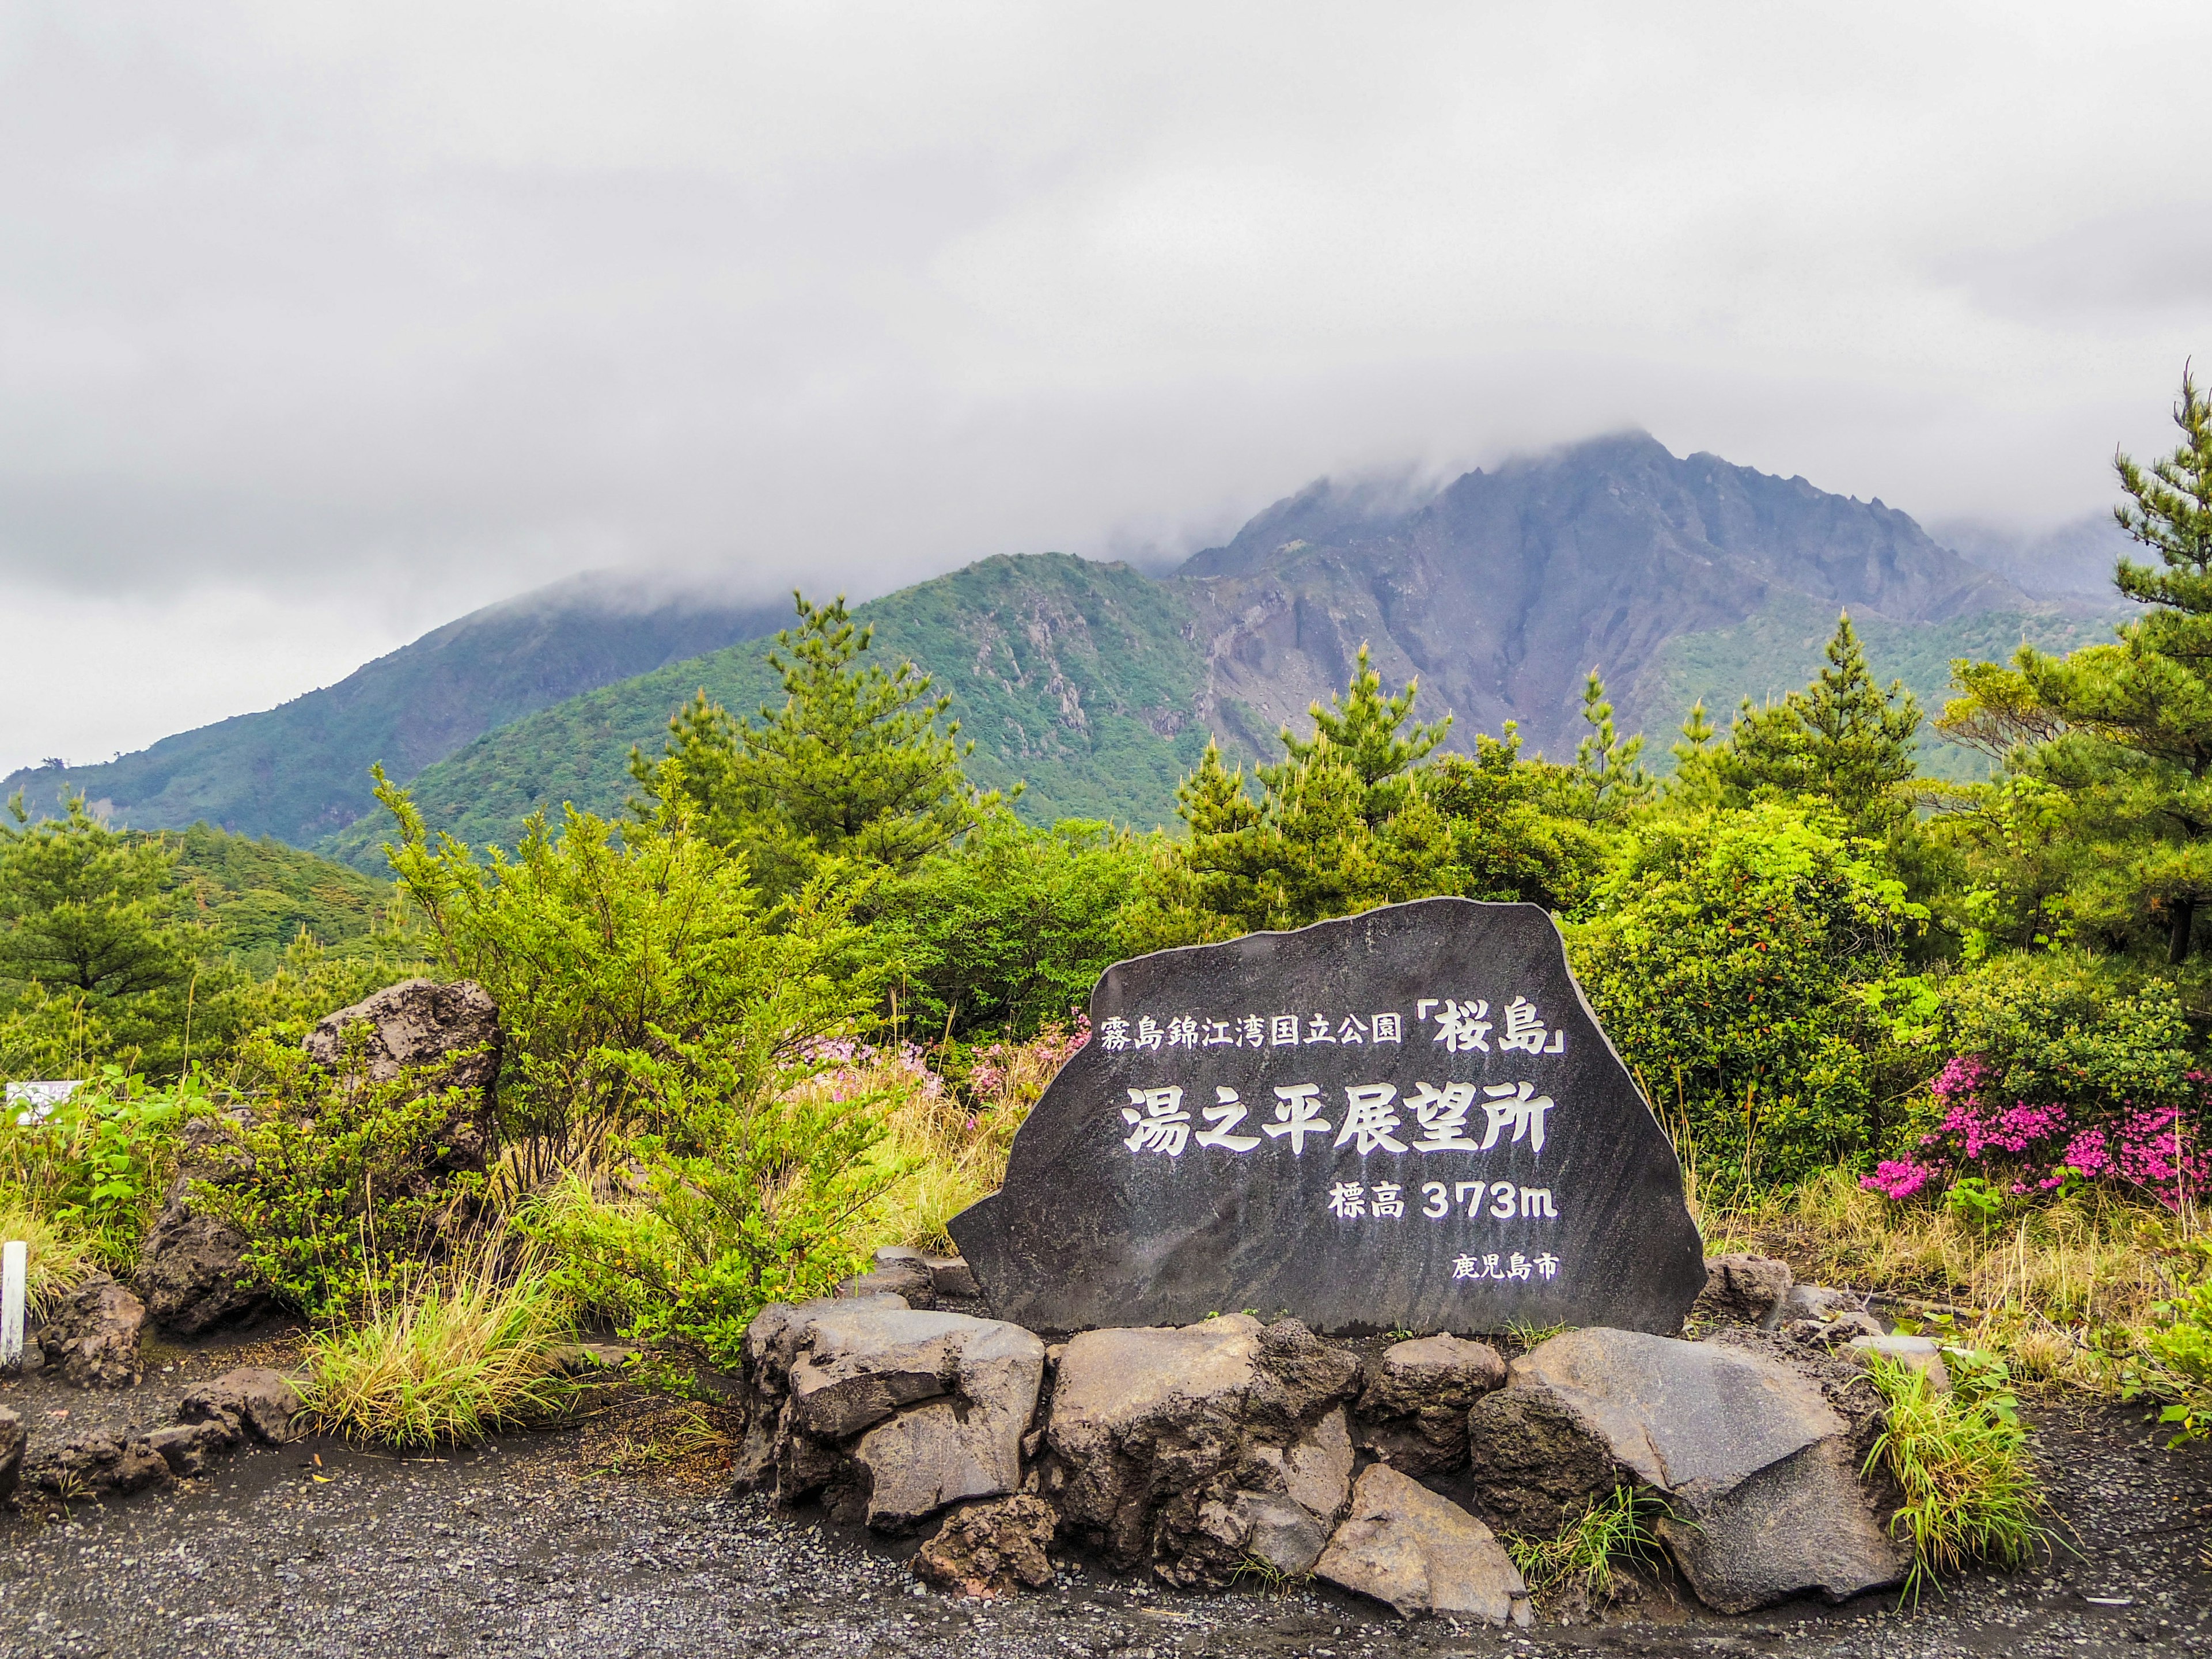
[1177,645,1450,931]
[631,593,994,898]
[0,792,199,1001]
[1573,668,1652,818]
[1719,614,1920,834]
[1945,367,2212,961]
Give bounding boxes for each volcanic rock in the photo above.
[1313,1463,1531,1622]
[37,1273,145,1388]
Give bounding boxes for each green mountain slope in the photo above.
[157,824,392,960]
[1633,597,2124,780]
[3,577,790,844]
[323,554,1211,869]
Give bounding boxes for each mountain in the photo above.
[1175,431,2029,760]
[324,431,2108,869]
[16,429,2123,870]
[320,552,1214,867]
[3,574,791,844]
[1934,512,2134,601]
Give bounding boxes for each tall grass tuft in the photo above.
[0,1199,93,1322]
[1504,1487,1662,1607]
[1863,1353,2052,1596]
[303,1244,573,1448]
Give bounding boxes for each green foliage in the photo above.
[1503,1487,1664,1608]
[2122,1239,2212,1444]
[873,811,1147,1039]
[302,1243,573,1448]
[194,1040,490,1319]
[0,792,202,999]
[1863,1350,2050,1596]
[525,1052,910,1369]
[632,593,997,900]
[1938,369,2212,963]
[166,823,395,965]
[1177,645,1456,932]
[1423,730,1613,911]
[0,1068,191,1266]
[1717,614,1922,835]
[331,552,1214,871]
[376,771,877,1179]
[1574,669,1652,819]
[1570,802,1927,1182]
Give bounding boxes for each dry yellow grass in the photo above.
[0,1198,94,1321]
[302,1242,573,1447]
[849,1024,1084,1253]
[1702,1165,2199,1394]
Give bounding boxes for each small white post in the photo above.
[1,1240,25,1369]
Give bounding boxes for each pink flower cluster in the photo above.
[1862,1053,2211,1210]
[967,1014,1091,1101]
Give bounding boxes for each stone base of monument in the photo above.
[732,1269,1911,1622]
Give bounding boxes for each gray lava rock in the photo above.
[1043,1314,1361,1586]
[1354,1334,1506,1475]
[1313,1463,1532,1622]
[0,1406,22,1504]
[912,1494,1059,1597]
[304,977,502,1097]
[134,1111,271,1337]
[1784,1310,1886,1349]
[1846,1332,1952,1392]
[176,1366,306,1445]
[1465,1327,1905,1612]
[738,1299,1044,1532]
[29,1430,171,1498]
[875,1246,981,1300]
[146,1419,238,1477]
[37,1272,145,1388]
[1695,1253,1794,1325]
[839,1255,937,1309]
[1780,1283,1863,1323]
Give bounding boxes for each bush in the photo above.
[2130,1240,2212,1442]
[377,776,879,1183]
[1863,956,2212,1209]
[1571,803,1927,1184]
[192,1038,489,1319]
[1863,1350,2050,1594]
[525,1037,912,1369]
[0,1067,191,1267]
[302,1244,572,1448]
[873,813,1142,1040]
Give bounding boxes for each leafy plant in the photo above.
[302,1242,573,1448]
[524,1037,912,1369]
[0,1067,191,1265]
[192,1039,489,1319]
[1863,1351,2052,1596]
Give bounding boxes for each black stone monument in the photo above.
[949,897,1706,1336]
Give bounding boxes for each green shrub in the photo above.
[1863,1350,2051,1594]
[873,811,1144,1039]
[2126,1240,2212,1442]
[302,1244,571,1448]
[525,1041,911,1369]
[376,775,880,1183]
[0,1066,192,1266]
[1570,802,1927,1184]
[192,1037,488,1319]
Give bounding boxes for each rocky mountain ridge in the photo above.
[8,431,2112,865]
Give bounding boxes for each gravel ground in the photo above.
[0,1387,2205,1659]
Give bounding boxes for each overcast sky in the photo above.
[4,2,2209,772]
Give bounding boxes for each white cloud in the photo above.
[2,0,2208,764]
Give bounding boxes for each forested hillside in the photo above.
[1,575,790,846]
